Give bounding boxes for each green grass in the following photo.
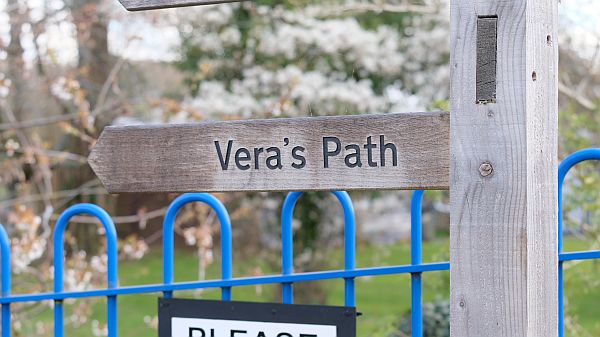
[16,237,600,336]
[561,239,600,335]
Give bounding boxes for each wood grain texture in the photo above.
[118,0,242,11]
[449,1,558,336]
[89,112,449,193]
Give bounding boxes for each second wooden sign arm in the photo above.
[118,0,244,11]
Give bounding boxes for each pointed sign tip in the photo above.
[87,132,113,193]
[87,149,99,176]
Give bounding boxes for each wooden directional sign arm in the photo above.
[89,112,450,193]
[118,0,242,11]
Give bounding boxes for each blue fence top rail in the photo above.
[0,147,599,337]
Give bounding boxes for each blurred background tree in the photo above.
[0,0,599,336]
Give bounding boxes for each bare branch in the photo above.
[3,146,89,164]
[29,148,88,164]
[0,100,129,133]
[0,183,105,209]
[0,112,82,131]
[1,104,55,229]
[559,81,597,110]
[51,207,168,225]
[94,57,128,116]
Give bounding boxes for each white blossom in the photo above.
[172,1,450,121]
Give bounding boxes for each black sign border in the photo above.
[158,298,356,337]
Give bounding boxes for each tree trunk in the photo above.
[57,0,113,253]
[6,0,26,122]
[3,0,26,199]
[71,0,111,109]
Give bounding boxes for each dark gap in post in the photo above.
[476,16,498,104]
[477,15,499,19]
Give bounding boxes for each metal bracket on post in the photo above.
[476,16,497,104]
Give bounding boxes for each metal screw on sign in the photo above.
[118,0,244,11]
[478,162,493,177]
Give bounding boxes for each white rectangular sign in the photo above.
[172,317,337,337]
[158,299,355,337]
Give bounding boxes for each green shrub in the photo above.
[391,299,449,337]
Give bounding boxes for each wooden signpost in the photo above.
[449,1,558,336]
[89,112,449,193]
[102,0,559,336]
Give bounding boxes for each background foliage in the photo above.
[0,0,599,335]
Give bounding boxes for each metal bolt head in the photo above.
[479,162,493,177]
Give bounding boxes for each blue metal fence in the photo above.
[162,193,233,302]
[0,148,599,336]
[53,204,119,337]
[558,148,600,337]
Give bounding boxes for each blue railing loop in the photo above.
[558,148,600,337]
[410,190,425,337]
[0,225,11,337]
[281,191,357,307]
[53,204,118,337]
[162,193,233,301]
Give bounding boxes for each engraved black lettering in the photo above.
[277,334,293,337]
[323,136,341,168]
[299,335,318,337]
[256,332,266,337]
[230,330,247,337]
[188,327,205,337]
[214,140,233,170]
[292,146,306,169]
[253,147,264,169]
[235,148,251,170]
[344,144,362,168]
[364,136,378,167]
[266,147,283,170]
[379,135,397,167]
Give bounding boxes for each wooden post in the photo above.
[449,0,558,336]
